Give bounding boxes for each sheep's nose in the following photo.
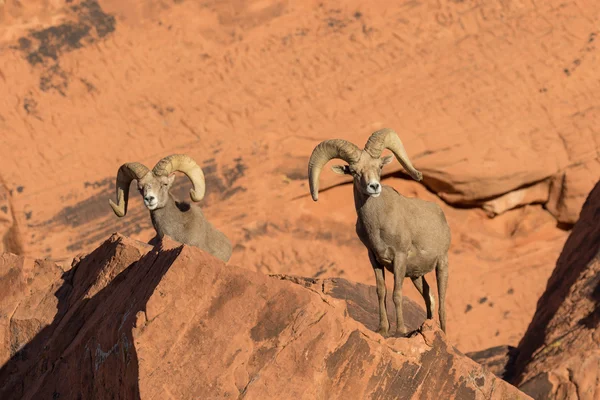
[369,182,381,191]
[144,195,155,202]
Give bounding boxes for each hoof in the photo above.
[376,327,390,337]
[392,330,409,338]
[406,329,421,338]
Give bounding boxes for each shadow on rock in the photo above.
[269,275,427,334]
[0,234,180,400]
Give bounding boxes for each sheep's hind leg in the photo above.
[369,251,390,337]
[411,276,435,320]
[392,252,408,337]
[436,255,449,333]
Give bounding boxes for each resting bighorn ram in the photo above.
[109,154,232,262]
[308,129,451,336]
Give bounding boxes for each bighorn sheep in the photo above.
[308,129,451,336]
[109,154,232,262]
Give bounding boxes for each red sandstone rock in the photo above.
[508,180,600,399]
[0,252,63,367]
[0,234,529,399]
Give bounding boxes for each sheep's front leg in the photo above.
[393,253,408,337]
[369,251,390,337]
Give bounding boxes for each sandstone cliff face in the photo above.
[1,0,597,257]
[0,234,529,399]
[506,180,600,399]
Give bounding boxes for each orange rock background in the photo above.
[0,0,598,361]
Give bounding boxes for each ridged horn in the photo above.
[308,139,361,201]
[363,128,422,181]
[109,162,150,217]
[152,154,205,202]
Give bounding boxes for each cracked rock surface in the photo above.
[0,234,529,399]
[507,181,600,399]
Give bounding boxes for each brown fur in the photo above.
[333,152,451,337]
[137,173,232,262]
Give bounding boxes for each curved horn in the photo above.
[152,154,205,202]
[109,162,150,217]
[364,128,422,181]
[308,139,361,201]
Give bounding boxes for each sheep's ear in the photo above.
[331,165,350,175]
[167,173,176,185]
[382,155,394,165]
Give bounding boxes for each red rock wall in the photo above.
[509,181,600,399]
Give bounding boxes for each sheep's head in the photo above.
[308,128,422,201]
[331,154,394,197]
[135,172,175,211]
[109,154,206,217]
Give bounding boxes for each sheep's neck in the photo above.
[353,185,395,227]
[353,185,376,212]
[149,195,183,237]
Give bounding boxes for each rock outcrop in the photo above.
[0,234,529,399]
[507,180,600,399]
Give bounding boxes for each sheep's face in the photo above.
[136,173,176,211]
[331,154,393,197]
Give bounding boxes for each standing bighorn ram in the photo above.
[109,154,232,262]
[308,128,451,336]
